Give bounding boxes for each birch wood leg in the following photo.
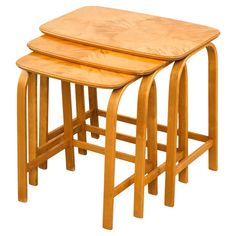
[17,71,29,202]
[165,61,182,207]
[88,87,99,139]
[76,85,87,155]
[103,85,129,230]
[147,82,158,195]
[164,44,218,206]
[178,65,189,183]
[61,81,75,171]
[207,43,218,171]
[28,73,38,186]
[134,70,161,218]
[39,75,49,169]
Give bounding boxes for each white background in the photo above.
[0,0,235,235]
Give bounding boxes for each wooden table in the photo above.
[17,6,219,230]
[40,6,219,60]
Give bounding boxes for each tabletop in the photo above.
[16,53,139,89]
[40,6,220,60]
[28,35,169,75]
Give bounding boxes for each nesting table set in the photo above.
[16,6,220,229]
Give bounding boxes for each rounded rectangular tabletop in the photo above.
[16,53,139,89]
[28,35,169,75]
[40,6,220,60]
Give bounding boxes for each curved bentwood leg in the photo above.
[165,43,218,207]
[88,87,100,139]
[165,60,183,207]
[61,81,75,171]
[76,85,87,155]
[178,66,189,183]
[134,70,161,218]
[103,84,130,230]
[147,82,158,195]
[207,43,218,171]
[39,75,49,169]
[17,71,29,202]
[28,73,38,186]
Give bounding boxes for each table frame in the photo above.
[17,42,217,229]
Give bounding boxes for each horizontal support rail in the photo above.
[98,109,136,124]
[47,109,93,140]
[27,140,69,172]
[114,150,183,196]
[144,151,183,186]
[114,175,134,197]
[85,124,167,152]
[73,140,152,169]
[98,109,209,142]
[176,139,213,174]
[37,132,64,156]
[114,163,153,197]
[73,140,134,163]
[85,124,135,143]
[48,118,78,140]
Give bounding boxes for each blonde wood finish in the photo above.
[39,75,49,169]
[61,81,75,171]
[114,175,135,197]
[86,125,134,144]
[178,66,188,183]
[134,69,161,218]
[47,111,91,140]
[165,60,182,207]
[16,53,139,89]
[165,43,218,207]
[147,82,158,195]
[103,85,130,230]
[73,140,141,164]
[97,109,209,142]
[28,73,38,186]
[114,164,153,197]
[28,35,169,75]
[40,6,220,60]
[156,123,209,142]
[37,133,65,156]
[28,141,69,172]
[75,85,87,154]
[17,71,29,202]
[145,151,183,186]
[176,140,213,174]
[207,44,218,171]
[88,87,99,138]
[85,124,167,152]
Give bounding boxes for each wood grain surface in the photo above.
[28,35,169,75]
[40,6,220,60]
[16,52,138,89]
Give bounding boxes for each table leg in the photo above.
[17,71,29,202]
[61,81,75,171]
[39,75,49,169]
[207,43,218,171]
[88,87,99,139]
[134,73,159,218]
[178,65,189,183]
[103,85,129,230]
[28,73,38,186]
[147,82,158,195]
[165,61,182,207]
[75,85,87,155]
